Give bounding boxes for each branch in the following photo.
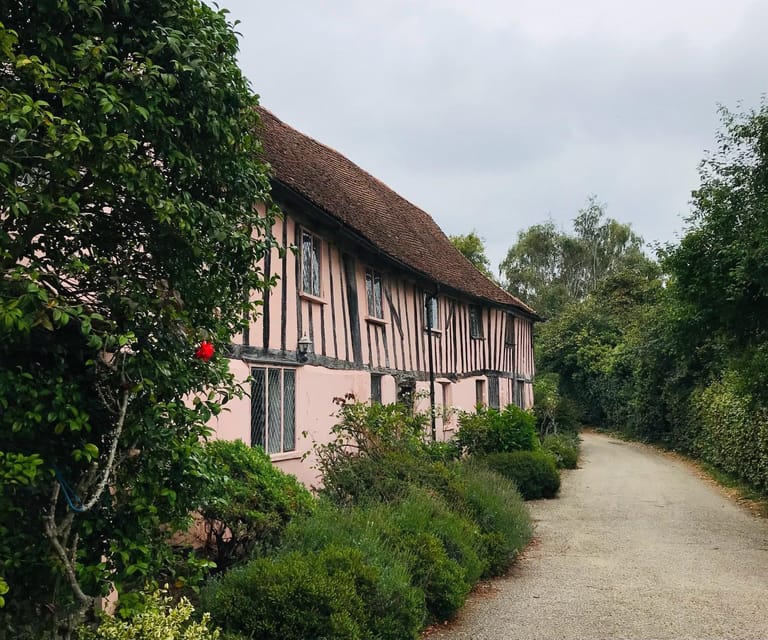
[43,483,93,608]
[78,387,130,513]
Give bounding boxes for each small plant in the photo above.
[197,439,314,571]
[542,433,580,469]
[480,451,560,499]
[78,590,220,639]
[456,405,539,456]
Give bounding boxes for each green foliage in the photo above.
[202,545,421,640]
[533,372,581,436]
[542,433,580,469]
[295,401,533,628]
[452,462,533,576]
[690,372,768,494]
[197,440,313,571]
[0,0,277,633]
[456,405,539,456]
[499,198,649,318]
[78,590,220,640]
[449,231,496,280]
[390,488,486,606]
[480,451,561,500]
[280,501,426,636]
[316,400,463,505]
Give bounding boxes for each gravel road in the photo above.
[427,432,768,640]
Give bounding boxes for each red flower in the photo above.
[194,340,215,362]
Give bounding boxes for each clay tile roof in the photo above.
[256,107,537,317]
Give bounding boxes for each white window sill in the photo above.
[270,450,303,462]
[299,291,328,305]
[365,315,388,326]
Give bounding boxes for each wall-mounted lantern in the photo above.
[297,334,313,363]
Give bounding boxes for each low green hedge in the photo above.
[202,545,421,640]
[480,450,560,499]
[453,462,533,576]
[542,433,580,469]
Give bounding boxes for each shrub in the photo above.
[542,433,580,469]
[281,501,425,638]
[78,590,220,640]
[691,371,768,494]
[480,451,560,499]
[197,439,314,571]
[453,462,533,576]
[202,545,420,640]
[316,400,465,506]
[456,405,539,456]
[391,487,486,590]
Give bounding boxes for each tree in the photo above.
[499,198,647,318]
[0,1,276,635]
[449,231,495,280]
[665,101,768,392]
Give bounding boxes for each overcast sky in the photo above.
[212,0,767,270]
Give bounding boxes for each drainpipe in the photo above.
[426,292,437,441]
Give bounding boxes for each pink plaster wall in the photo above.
[216,208,538,488]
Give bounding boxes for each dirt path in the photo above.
[427,432,768,640]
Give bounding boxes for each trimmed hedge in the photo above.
[542,433,580,469]
[453,462,533,576]
[202,545,420,640]
[480,450,561,499]
[691,372,768,494]
[201,401,536,638]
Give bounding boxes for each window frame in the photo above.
[504,313,516,348]
[475,379,486,407]
[300,229,322,298]
[370,373,383,405]
[250,366,296,455]
[424,295,440,331]
[469,306,484,339]
[365,268,384,319]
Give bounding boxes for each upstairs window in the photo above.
[505,313,516,347]
[469,306,483,339]
[425,295,440,331]
[365,269,383,319]
[301,230,321,297]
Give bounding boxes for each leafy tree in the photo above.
[499,198,647,318]
[665,101,768,396]
[449,231,495,280]
[0,1,276,635]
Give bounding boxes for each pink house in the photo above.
[214,109,539,486]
